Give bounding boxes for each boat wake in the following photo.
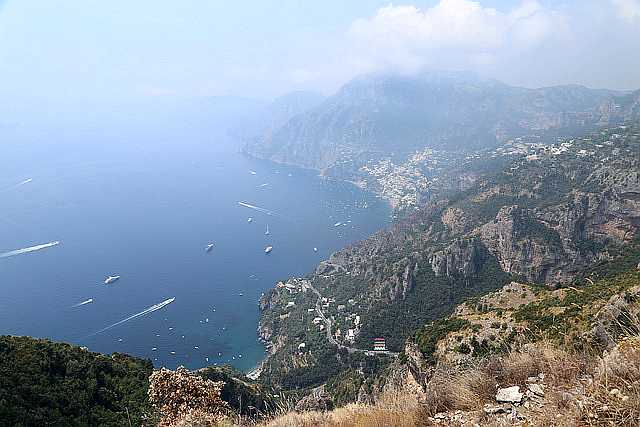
[238,201,280,217]
[87,297,175,337]
[72,298,93,308]
[0,241,60,259]
[1,178,32,192]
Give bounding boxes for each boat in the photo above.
[265,225,270,235]
[206,243,214,252]
[334,222,342,227]
[104,275,120,285]
[313,247,318,252]
[264,246,273,254]
[247,217,253,223]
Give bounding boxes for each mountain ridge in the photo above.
[244,72,639,172]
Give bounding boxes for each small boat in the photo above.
[313,247,318,252]
[104,275,120,285]
[264,246,273,254]
[249,170,257,175]
[247,217,253,223]
[265,225,270,235]
[152,347,157,351]
[334,222,342,227]
[206,243,214,252]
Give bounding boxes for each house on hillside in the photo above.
[373,337,386,351]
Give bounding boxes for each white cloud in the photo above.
[341,0,640,90]
[612,0,640,21]
[348,0,563,74]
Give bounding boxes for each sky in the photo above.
[0,0,639,107]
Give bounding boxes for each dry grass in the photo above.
[486,341,591,388]
[422,365,495,415]
[258,384,425,427]
[253,337,640,427]
[581,336,640,426]
[258,404,425,427]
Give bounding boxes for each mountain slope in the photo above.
[256,121,640,391]
[0,336,154,426]
[245,72,637,171]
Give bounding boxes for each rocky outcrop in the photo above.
[480,206,566,283]
[388,262,417,301]
[429,238,487,280]
[403,340,434,393]
[295,386,334,412]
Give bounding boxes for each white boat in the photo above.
[206,243,214,252]
[104,275,120,285]
[247,217,253,223]
[313,247,318,252]
[265,225,270,235]
[264,245,273,254]
[334,222,342,227]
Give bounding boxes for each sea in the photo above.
[0,108,391,371]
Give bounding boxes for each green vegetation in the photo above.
[325,369,365,406]
[355,251,511,352]
[514,269,640,345]
[413,317,470,363]
[0,336,154,426]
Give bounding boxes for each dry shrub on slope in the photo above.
[148,366,231,426]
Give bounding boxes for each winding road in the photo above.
[304,281,399,357]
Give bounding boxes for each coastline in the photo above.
[241,151,397,381]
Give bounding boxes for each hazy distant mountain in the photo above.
[231,90,324,141]
[245,71,638,170]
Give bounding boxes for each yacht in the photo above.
[206,243,214,252]
[264,245,273,254]
[104,275,120,285]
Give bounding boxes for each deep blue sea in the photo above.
[0,116,390,371]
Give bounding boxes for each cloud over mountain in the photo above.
[343,0,640,90]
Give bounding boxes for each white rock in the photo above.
[528,383,545,396]
[496,386,523,404]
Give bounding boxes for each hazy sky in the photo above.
[0,0,639,105]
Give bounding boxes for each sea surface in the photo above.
[0,116,390,371]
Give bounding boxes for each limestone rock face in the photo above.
[388,262,417,301]
[429,238,487,280]
[480,206,564,283]
[403,340,434,392]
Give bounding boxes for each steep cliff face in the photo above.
[479,206,566,283]
[245,72,637,171]
[429,238,488,280]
